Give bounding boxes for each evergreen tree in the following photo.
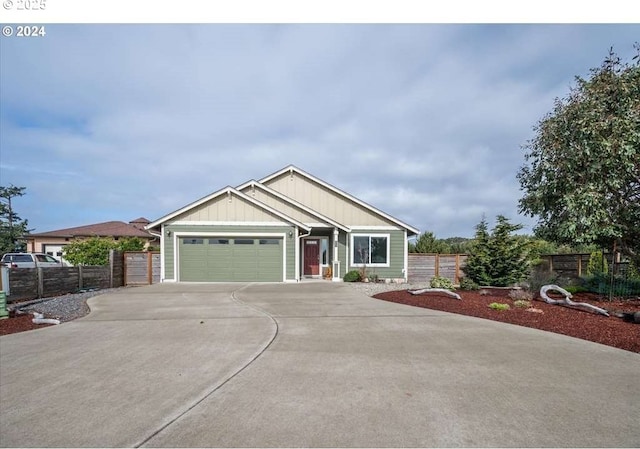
[0,185,30,253]
[463,215,533,287]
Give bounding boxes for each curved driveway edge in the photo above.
[0,283,277,448]
[1,282,639,447]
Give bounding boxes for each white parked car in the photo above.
[0,253,69,268]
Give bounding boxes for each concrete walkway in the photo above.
[1,282,638,447]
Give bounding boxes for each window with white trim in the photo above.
[351,234,389,266]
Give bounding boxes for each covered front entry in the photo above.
[179,236,284,282]
[302,236,332,279]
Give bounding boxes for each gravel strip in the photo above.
[11,288,127,322]
[343,281,432,297]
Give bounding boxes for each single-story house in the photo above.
[146,165,420,283]
[25,218,158,259]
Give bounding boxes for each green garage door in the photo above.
[179,237,283,282]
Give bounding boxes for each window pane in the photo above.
[259,239,280,245]
[234,239,254,245]
[184,239,204,245]
[209,239,229,244]
[371,237,388,264]
[321,239,328,265]
[353,236,370,264]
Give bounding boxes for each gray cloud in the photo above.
[1,24,638,237]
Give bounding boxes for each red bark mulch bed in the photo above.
[0,311,56,336]
[374,288,640,354]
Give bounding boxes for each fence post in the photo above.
[37,267,44,298]
[577,257,582,277]
[109,250,115,288]
[435,254,440,278]
[147,252,153,285]
[454,254,460,284]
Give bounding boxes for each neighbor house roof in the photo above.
[28,220,155,239]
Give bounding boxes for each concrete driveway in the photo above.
[1,282,638,447]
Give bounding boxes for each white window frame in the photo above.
[350,233,390,267]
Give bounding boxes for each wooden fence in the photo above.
[407,253,468,284]
[2,250,160,302]
[539,253,630,278]
[3,250,124,302]
[124,251,161,285]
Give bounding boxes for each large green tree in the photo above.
[0,185,30,254]
[517,45,640,266]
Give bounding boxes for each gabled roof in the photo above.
[146,186,311,232]
[236,180,351,233]
[260,165,420,235]
[28,221,155,239]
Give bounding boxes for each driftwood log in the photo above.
[409,288,462,300]
[539,284,609,317]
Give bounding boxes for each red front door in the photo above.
[304,239,320,276]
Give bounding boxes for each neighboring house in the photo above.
[25,218,158,260]
[146,166,419,283]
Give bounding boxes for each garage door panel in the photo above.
[179,236,283,282]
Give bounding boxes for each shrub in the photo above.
[527,260,560,297]
[343,270,362,282]
[563,285,589,294]
[508,289,533,301]
[459,277,479,291]
[586,251,608,276]
[430,276,455,290]
[513,300,531,308]
[488,302,510,311]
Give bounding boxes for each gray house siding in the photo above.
[347,229,406,280]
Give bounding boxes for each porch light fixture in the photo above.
[288,231,293,238]
[166,230,171,237]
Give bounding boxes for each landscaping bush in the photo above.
[582,272,640,296]
[459,277,479,290]
[429,276,455,290]
[513,300,532,308]
[488,302,510,311]
[586,250,608,276]
[343,270,362,282]
[563,285,590,294]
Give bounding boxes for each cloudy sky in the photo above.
[1,20,638,239]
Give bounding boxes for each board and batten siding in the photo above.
[264,172,395,227]
[239,187,320,224]
[162,224,296,281]
[347,229,406,280]
[177,193,283,223]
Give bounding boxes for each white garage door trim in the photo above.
[173,231,287,282]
